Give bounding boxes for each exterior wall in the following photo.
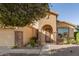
[15,26,33,45]
[22,26,33,45]
[0,29,15,47]
[0,26,33,47]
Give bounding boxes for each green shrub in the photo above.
[74,32,77,40]
[69,39,76,44]
[12,45,18,49]
[29,37,37,47]
[63,38,76,44]
[75,32,79,44]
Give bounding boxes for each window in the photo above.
[58,28,69,38]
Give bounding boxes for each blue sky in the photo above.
[49,3,79,25]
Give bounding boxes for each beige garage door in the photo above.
[0,29,15,47]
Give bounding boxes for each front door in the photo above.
[15,31,23,47]
[45,31,51,43]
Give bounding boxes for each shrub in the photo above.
[63,38,76,44]
[76,32,79,44]
[69,39,76,44]
[12,45,18,49]
[29,37,37,47]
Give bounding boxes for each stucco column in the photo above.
[38,30,45,46]
[41,30,46,45]
[52,32,57,44]
[51,34,54,42]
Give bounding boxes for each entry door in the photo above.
[15,31,23,47]
[45,31,51,43]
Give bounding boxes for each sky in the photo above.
[49,3,79,25]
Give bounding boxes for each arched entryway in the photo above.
[42,25,53,43]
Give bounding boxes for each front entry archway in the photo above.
[42,25,53,43]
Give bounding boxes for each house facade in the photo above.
[57,21,76,44]
[0,10,76,48]
[32,11,58,45]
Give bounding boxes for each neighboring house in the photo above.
[75,25,79,32]
[57,21,76,44]
[0,10,76,48]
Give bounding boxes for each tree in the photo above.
[0,3,49,27]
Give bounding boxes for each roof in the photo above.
[57,20,76,27]
[48,10,58,16]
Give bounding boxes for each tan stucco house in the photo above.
[0,10,76,47]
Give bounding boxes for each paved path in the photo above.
[0,44,79,56]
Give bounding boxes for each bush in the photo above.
[69,39,76,44]
[63,38,76,44]
[29,37,37,47]
[76,32,79,44]
[12,45,18,49]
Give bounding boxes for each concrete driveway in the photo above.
[1,44,79,56]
